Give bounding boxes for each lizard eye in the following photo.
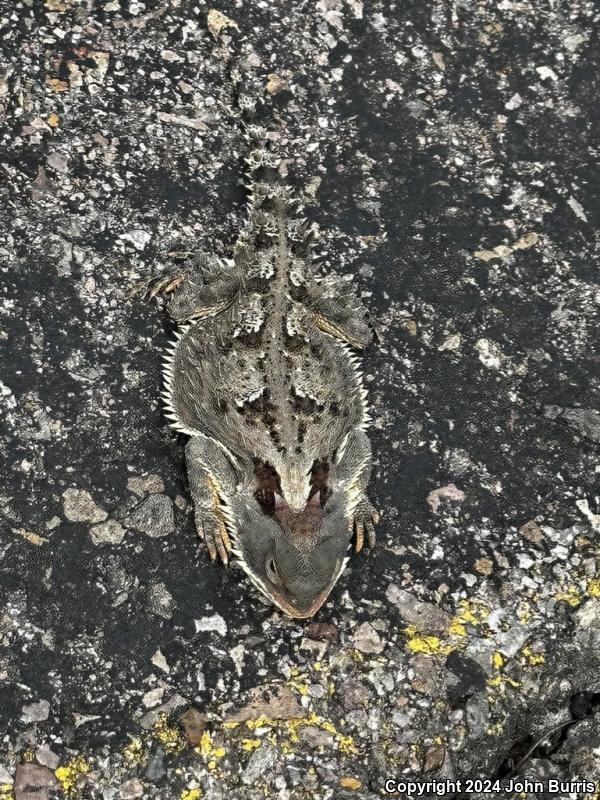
[265,556,280,584]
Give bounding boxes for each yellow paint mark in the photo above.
[222,720,239,729]
[337,734,357,755]
[218,710,359,758]
[0,784,14,800]
[194,730,225,765]
[181,789,202,800]
[198,731,213,756]
[244,712,360,755]
[279,740,293,755]
[447,617,466,637]
[241,738,261,751]
[554,585,581,607]
[301,712,357,755]
[319,719,336,735]
[288,678,308,696]
[521,646,545,666]
[488,673,521,691]
[586,578,600,597]
[340,776,362,790]
[517,601,533,624]
[403,625,453,656]
[244,715,277,730]
[55,757,90,794]
[153,714,184,754]
[403,603,493,653]
[457,600,489,624]
[286,721,299,745]
[287,667,309,697]
[447,600,490,640]
[122,737,144,764]
[47,112,60,127]
[486,720,505,736]
[492,652,504,669]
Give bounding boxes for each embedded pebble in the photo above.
[62,488,107,524]
[90,519,126,545]
[385,584,451,633]
[178,708,208,746]
[242,744,278,785]
[350,621,385,654]
[426,483,466,513]
[119,779,144,799]
[127,474,166,497]
[13,763,59,800]
[21,700,50,723]
[147,582,175,619]
[125,495,175,538]
[227,683,305,723]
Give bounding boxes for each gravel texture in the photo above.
[1,0,599,798]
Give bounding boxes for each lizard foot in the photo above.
[194,509,232,565]
[128,274,185,300]
[352,497,380,553]
[146,273,185,300]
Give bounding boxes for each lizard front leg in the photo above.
[309,274,372,349]
[186,435,240,564]
[146,254,242,321]
[166,256,241,323]
[332,428,380,553]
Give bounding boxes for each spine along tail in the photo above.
[207,10,289,196]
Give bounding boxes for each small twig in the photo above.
[504,719,576,781]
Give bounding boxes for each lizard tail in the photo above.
[208,9,289,191]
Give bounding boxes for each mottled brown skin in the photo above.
[159,27,377,617]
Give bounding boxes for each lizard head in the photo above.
[230,491,352,618]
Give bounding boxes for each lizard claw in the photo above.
[194,511,232,565]
[353,498,379,553]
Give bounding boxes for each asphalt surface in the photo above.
[1,0,599,798]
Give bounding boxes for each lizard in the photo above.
[156,10,378,618]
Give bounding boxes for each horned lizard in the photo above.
[156,11,378,618]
